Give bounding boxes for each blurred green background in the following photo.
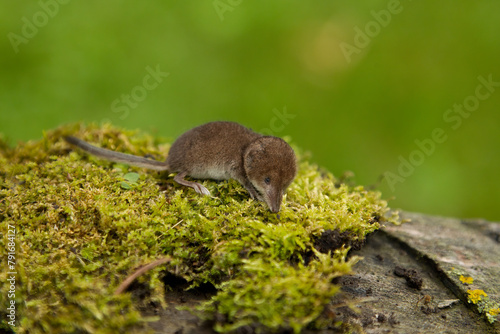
[1,1,499,221]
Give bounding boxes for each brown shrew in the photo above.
[64,121,297,212]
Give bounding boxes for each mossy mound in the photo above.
[0,123,398,333]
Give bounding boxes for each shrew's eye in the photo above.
[264,177,271,185]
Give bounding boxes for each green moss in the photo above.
[0,123,399,333]
[204,249,355,333]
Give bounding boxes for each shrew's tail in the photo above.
[64,136,169,171]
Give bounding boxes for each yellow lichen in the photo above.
[459,275,474,285]
[467,289,488,304]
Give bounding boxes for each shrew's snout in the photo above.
[266,188,283,213]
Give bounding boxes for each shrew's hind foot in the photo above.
[173,172,211,196]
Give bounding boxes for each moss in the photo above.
[0,123,399,333]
